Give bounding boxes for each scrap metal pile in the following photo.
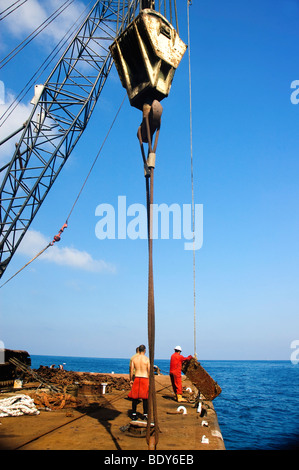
[26,366,131,393]
[30,390,80,411]
[17,366,132,411]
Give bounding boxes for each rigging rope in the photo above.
[137,101,162,449]
[0,0,91,127]
[0,0,75,70]
[0,95,126,289]
[147,163,158,449]
[187,0,197,358]
[0,0,29,21]
[0,243,52,289]
[66,94,126,223]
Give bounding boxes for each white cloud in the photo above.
[0,92,33,164]
[0,0,86,47]
[18,229,116,273]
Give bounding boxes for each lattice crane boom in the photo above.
[0,0,140,278]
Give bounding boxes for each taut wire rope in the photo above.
[0,0,92,127]
[0,0,29,21]
[0,0,75,70]
[187,0,197,358]
[0,95,126,289]
[0,243,52,289]
[65,94,126,223]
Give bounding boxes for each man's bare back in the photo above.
[133,354,149,377]
[130,348,150,382]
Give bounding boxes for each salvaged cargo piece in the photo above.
[182,357,222,401]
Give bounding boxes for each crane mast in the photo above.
[0,0,140,278]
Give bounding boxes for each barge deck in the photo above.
[0,373,225,451]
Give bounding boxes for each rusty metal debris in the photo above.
[24,366,131,393]
[18,367,131,411]
[9,358,61,393]
[31,390,79,410]
[182,358,222,401]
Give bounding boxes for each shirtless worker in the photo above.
[129,346,139,380]
[128,344,150,420]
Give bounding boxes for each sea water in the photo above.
[31,355,299,450]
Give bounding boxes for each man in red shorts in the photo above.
[169,345,192,402]
[128,344,150,420]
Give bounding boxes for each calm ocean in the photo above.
[31,355,299,450]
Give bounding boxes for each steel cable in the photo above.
[0,0,92,127]
[0,0,29,21]
[187,0,197,358]
[0,95,126,288]
[0,0,75,70]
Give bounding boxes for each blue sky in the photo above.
[0,0,298,360]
